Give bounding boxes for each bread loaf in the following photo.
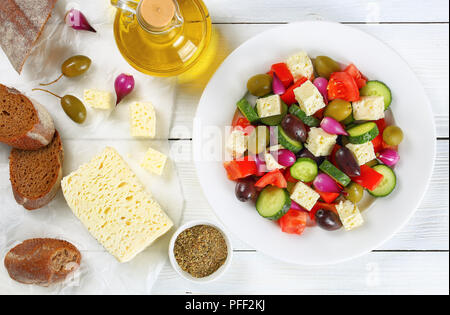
[0,84,55,150]
[9,131,63,210]
[4,238,81,286]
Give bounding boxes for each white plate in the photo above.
[193,21,436,265]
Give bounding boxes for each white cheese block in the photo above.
[352,96,385,121]
[286,51,314,80]
[305,127,338,157]
[226,129,248,158]
[264,151,285,171]
[84,89,114,110]
[61,147,173,263]
[290,181,320,211]
[346,142,376,166]
[256,94,282,118]
[141,147,167,176]
[294,80,326,116]
[130,102,156,138]
[336,200,364,231]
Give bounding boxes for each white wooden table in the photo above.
[152,0,449,294]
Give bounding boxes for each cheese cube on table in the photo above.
[264,151,285,171]
[226,129,248,158]
[290,181,320,211]
[84,89,114,110]
[286,51,314,80]
[352,96,385,121]
[130,102,156,138]
[346,142,376,166]
[61,147,173,263]
[305,127,338,157]
[141,147,168,176]
[336,200,364,231]
[294,81,326,116]
[256,94,282,118]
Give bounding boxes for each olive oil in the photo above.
[112,0,212,77]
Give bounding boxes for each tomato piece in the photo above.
[223,157,257,181]
[281,77,308,105]
[313,107,325,120]
[279,209,307,235]
[350,165,384,190]
[329,144,341,167]
[315,190,340,204]
[255,169,287,188]
[271,63,294,88]
[327,72,360,102]
[344,64,368,89]
[309,202,338,221]
[372,119,387,153]
[283,168,298,183]
[231,109,254,135]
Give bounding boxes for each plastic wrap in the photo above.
[0,0,183,294]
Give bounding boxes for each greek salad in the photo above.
[224,52,404,235]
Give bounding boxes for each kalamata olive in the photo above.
[247,74,273,97]
[281,114,308,143]
[324,99,353,122]
[344,183,364,204]
[383,126,404,146]
[235,178,258,202]
[297,148,324,165]
[313,56,341,80]
[335,147,361,177]
[248,126,270,155]
[315,209,342,231]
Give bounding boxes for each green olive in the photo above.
[365,159,378,168]
[313,56,341,80]
[247,126,270,155]
[62,55,92,78]
[344,182,364,204]
[324,99,353,122]
[61,95,87,124]
[383,126,404,146]
[247,74,272,97]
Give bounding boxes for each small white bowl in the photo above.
[168,220,233,283]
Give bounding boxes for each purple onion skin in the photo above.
[378,149,400,167]
[313,173,342,193]
[272,73,286,95]
[277,149,296,167]
[313,77,329,104]
[253,154,267,176]
[320,117,348,136]
[65,9,96,33]
[115,74,135,105]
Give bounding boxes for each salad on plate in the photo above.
[224,51,404,235]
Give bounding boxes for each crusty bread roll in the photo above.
[4,238,81,286]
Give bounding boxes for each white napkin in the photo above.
[0,0,183,294]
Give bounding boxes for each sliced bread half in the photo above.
[9,130,63,210]
[0,84,55,150]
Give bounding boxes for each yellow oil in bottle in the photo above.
[113,0,212,77]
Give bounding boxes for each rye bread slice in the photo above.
[0,84,55,150]
[0,0,58,74]
[9,130,63,210]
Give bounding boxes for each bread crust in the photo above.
[4,238,81,286]
[9,131,63,210]
[0,85,55,150]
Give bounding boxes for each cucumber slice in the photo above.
[368,165,396,197]
[260,101,288,126]
[290,158,318,182]
[360,80,392,110]
[319,160,351,187]
[347,122,379,144]
[289,105,320,127]
[256,186,291,220]
[237,98,259,123]
[278,126,303,153]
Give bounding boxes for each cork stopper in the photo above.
[140,0,176,28]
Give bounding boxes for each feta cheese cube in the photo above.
[256,94,282,118]
[286,51,314,80]
[84,89,114,110]
[352,96,385,121]
[226,129,248,158]
[140,147,167,176]
[264,151,285,171]
[294,81,326,116]
[305,127,338,157]
[336,200,364,231]
[346,142,376,166]
[290,181,320,211]
[130,102,156,138]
